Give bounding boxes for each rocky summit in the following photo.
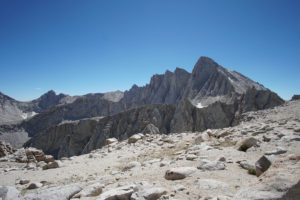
[0,96,299,200]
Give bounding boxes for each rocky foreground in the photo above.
[1,100,300,200]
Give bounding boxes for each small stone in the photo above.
[42,160,63,170]
[218,156,226,162]
[19,179,30,185]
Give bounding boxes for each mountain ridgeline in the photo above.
[1,57,283,158]
[21,57,284,158]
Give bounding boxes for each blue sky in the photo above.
[0,0,299,101]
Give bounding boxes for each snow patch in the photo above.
[196,103,206,108]
[21,111,37,119]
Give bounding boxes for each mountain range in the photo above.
[0,57,284,158]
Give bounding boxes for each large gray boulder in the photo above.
[23,184,82,200]
[131,187,167,200]
[0,186,20,200]
[96,184,137,200]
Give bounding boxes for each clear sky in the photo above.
[0,0,299,101]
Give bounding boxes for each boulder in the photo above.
[0,141,16,157]
[96,184,137,200]
[25,147,45,162]
[128,134,143,144]
[27,182,43,189]
[73,183,104,198]
[42,160,63,170]
[0,186,20,200]
[197,160,226,171]
[23,184,82,200]
[105,138,118,145]
[44,155,55,163]
[131,187,167,200]
[237,137,259,151]
[216,130,230,138]
[255,155,273,176]
[164,167,197,180]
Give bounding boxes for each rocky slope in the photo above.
[1,100,299,200]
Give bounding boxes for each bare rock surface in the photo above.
[0,100,299,199]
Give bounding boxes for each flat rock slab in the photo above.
[165,167,197,180]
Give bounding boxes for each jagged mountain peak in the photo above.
[192,56,219,73]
